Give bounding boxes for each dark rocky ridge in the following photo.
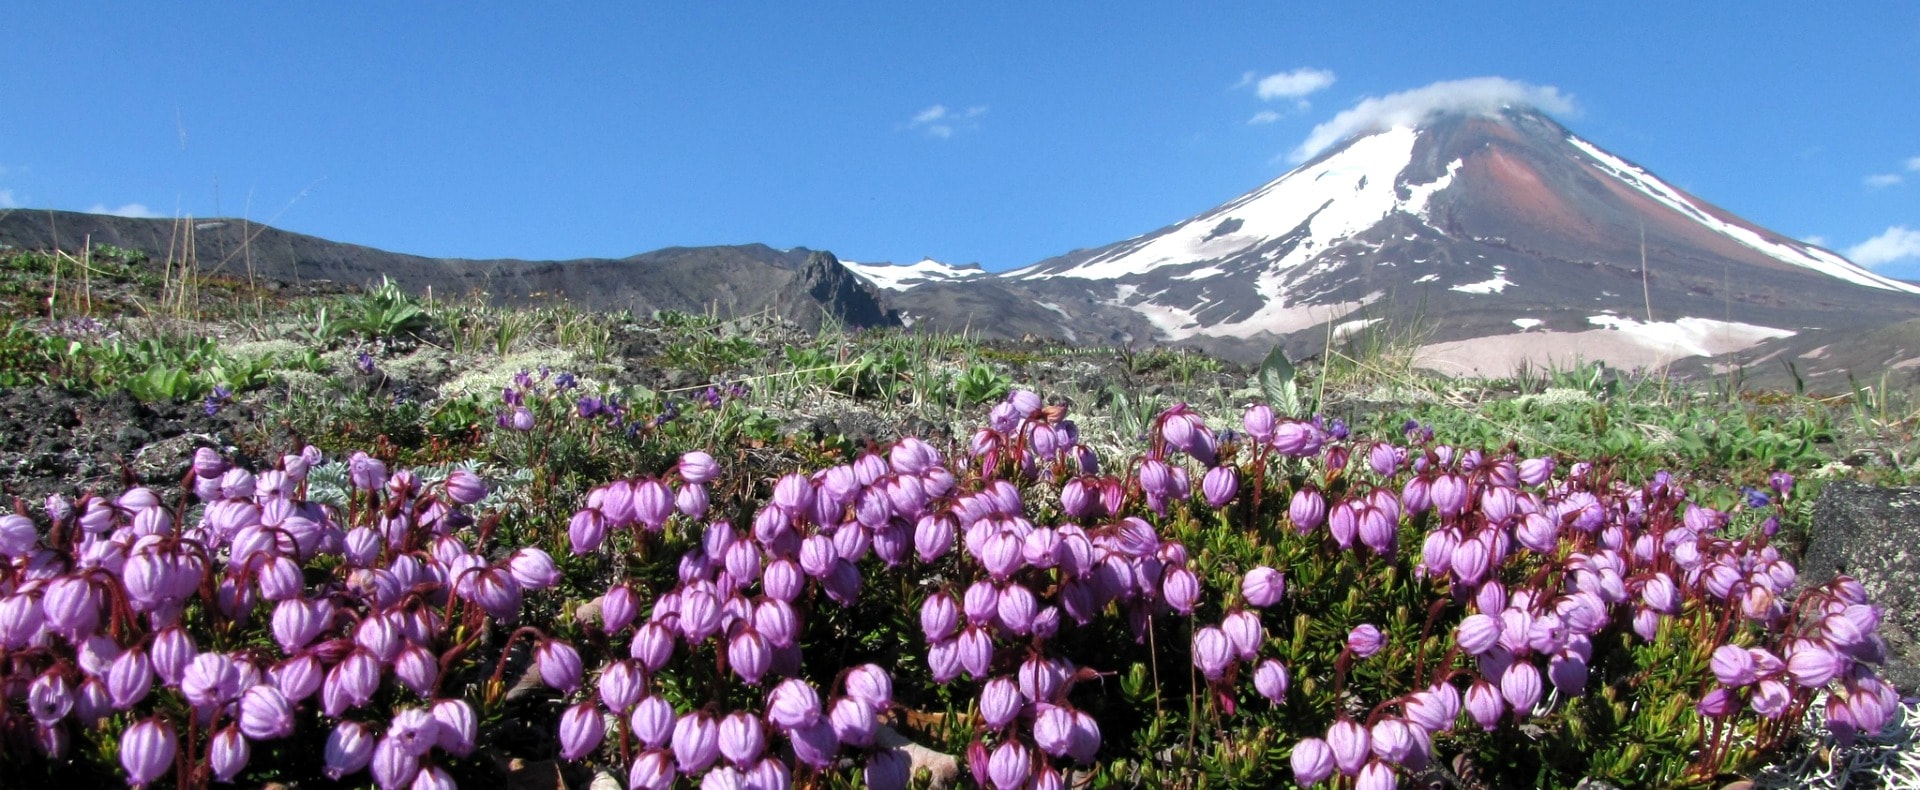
[0,210,901,330]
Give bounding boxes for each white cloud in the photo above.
[1846,226,1920,268]
[1290,77,1576,162]
[1255,68,1336,101]
[907,104,987,139]
[1865,173,1904,188]
[87,202,161,218]
[1907,156,1920,172]
[1247,110,1281,125]
[1802,235,1829,247]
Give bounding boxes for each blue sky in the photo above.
[3,3,1917,277]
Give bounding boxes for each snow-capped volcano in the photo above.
[887,106,1920,376]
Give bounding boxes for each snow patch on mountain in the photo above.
[1567,136,1920,295]
[1451,266,1512,294]
[1419,315,1796,377]
[838,257,988,291]
[1014,126,1454,282]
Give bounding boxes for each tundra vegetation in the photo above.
[0,242,1916,789]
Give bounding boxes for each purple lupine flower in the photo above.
[120,718,177,788]
[559,701,605,761]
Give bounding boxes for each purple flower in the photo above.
[1786,639,1845,688]
[538,640,584,693]
[1465,678,1504,730]
[1501,660,1543,716]
[1290,737,1335,786]
[1192,626,1234,680]
[1161,567,1200,615]
[1288,487,1326,533]
[727,629,772,685]
[432,699,478,756]
[1222,610,1263,660]
[958,627,995,680]
[323,651,382,717]
[1357,760,1396,790]
[559,701,605,761]
[1455,613,1501,655]
[829,696,877,746]
[1710,644,1757,686]
[628,750,677,790]
[1237,657,1286,704]
[986,740,1032,790]
[209,725,249,783]
[1326,719,1370,776]
[1241,566,1285,608]
[865,748,912,790]
[369,734,420,790]
[766,678,822,731]
[671,711,720,774]
[182,653,241,711]
[631,623,676,673]
[108,648,155,710]
[238,685,296,740]
[120,718,177,788]
[0,514,36,557]
[845,663,894,711]
[1347,624,1385,658]
[718,711,766,766]
[788,719,839,769]
[1697,688,1738,717]
[980,677,1023,731]
[393,645,438,697]
[1202,466,1238,507]
[629,695,677,749]
[507,548,560,589]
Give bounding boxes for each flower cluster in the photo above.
[0,444,541,788]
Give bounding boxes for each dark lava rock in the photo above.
[775,251,901,332]
[1801,481,1920,695]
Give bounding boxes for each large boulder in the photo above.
[1801,481,1920,695]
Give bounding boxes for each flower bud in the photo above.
[559,701,605,761]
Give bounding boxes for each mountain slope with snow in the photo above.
[889,106,1920,378]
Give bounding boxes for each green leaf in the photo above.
[1258,343,1300,416]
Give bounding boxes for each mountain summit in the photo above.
[890,106,1920,375]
